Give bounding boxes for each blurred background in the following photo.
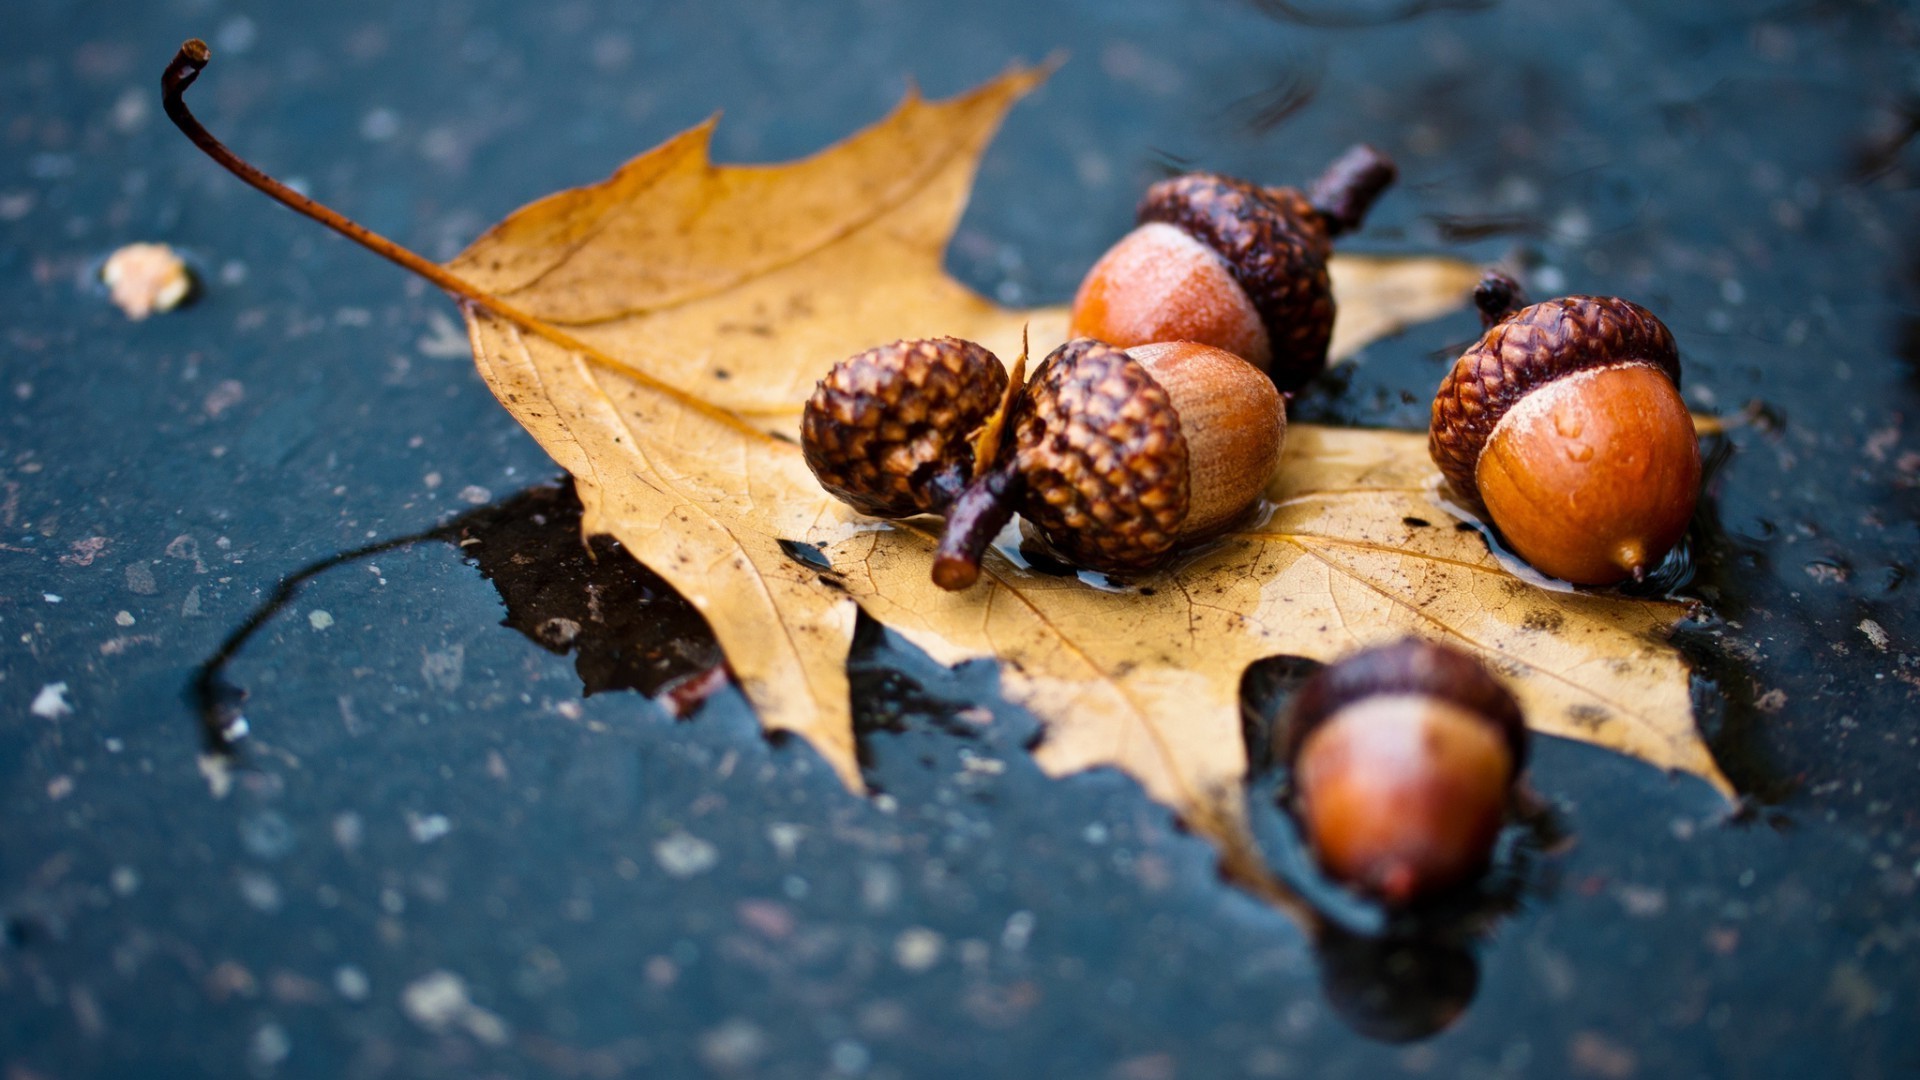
[3,0,1917,1076]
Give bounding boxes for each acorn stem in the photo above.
[1472,271,1528,328]
[1305,144,1397,237]
[920,460,971,514]
[931,467,1024,591]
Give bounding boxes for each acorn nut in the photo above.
[1069,145,1397,393]
[1281,639,1528,905]
[801,337,1011,519]
[1429,272,1701,586]
[932,339,1285,590]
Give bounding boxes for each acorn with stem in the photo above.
[931,338,1285,590]
[1070,145,1397,393]
[1429,271,1701,586]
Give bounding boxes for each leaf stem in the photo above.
[164,41,495,311]
[161,39,768,440]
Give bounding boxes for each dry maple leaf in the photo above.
[163,44,1729,902]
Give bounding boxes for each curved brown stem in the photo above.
[164,40,493,309]
[161,40,765,439]
[931,467,1023,591]
[1306,144,1397,237]
[1472,270,1527,327]
[919,460,972,514]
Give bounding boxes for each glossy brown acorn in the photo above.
[1281,639,1528,905]
[1429,273,1701,586]
[1069,145,1397,393]
[932,339,1285,589]
[800,338,1010,519]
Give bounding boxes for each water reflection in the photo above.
[1241,0,1496,30]
[1241,654,1563,1042]
[192,485,1617,1046]
[1224,51,1325,135]
[192,530,443,752]
[1315,924,1478,1043]
[191,483,726,754]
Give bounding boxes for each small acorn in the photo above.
[801,337,1011,518]
[1069,145,1397,393]
[1281,639,1527,905]
[1429,273,1700,585]
[932,339,1284,589]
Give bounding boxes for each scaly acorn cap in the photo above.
[1428,293,1681,510]
[1132,146,1393,394]
[1279,638,1529,772]
[1012,339,1283,574]
[1136,176,1331,394]
[801,337,1009,518]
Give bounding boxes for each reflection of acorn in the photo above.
[1429,273,1700,585]
[1315,925,1479,1044]
[1282,639,1527,905]
[801,338,1009,518]
[932,340,1284,589]
[1069,146,1396,392]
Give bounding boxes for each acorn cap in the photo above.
[1429,296,1680,508]
[802,338,1009,518]
[1012,339,1190,573]
[1137,174,1335,393]
[1281,639,1528,771]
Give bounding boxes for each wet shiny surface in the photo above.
[3,0,1917,1076]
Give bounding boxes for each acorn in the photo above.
[1280,639,1527,905]
[1429,272,1700,585]
[801,337,1011,518]
[932,339,1284,590]
[1068,145,1397,393]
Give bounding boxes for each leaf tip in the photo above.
[1002,52,1066,98]
[692,111,722,156]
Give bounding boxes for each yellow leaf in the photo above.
[449,68,1729,894]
